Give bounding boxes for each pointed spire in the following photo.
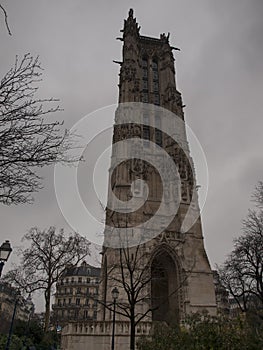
[128,8,134,18]
[121,8,140,38]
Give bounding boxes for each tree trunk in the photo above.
[130,309,136,350]
[44,288,51,332]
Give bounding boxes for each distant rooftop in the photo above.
[61,261,101,278]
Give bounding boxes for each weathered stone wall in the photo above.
[61,321,152,350]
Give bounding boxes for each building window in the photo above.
[86,287,90,294]
[143,114,149,125]
[143,79,148,91]
[143,68,148,79]
[76,298,80,306]
[77,287,81,294]
[143,126,150,143]
[154,94,160,105]
[143,127,150,140]
[66,278,69,284]
[85,298,89,306]
[84,310,89,319]
[143,114,150,146]
[78,277,82,283]
[153,81,159,93]
[155,130,162,147]
[142,58,148,68]
[142,93,148,103]
[152,61,158,70]
[153,70,159,81]
[63,298,66,306]
[68,298,71,305]
[86,277,90,283]
[155,114,161,129]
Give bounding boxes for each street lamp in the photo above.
[23,295,34,349]
[0,240,12,277]
[5,291,21,350]
[111,287,119,350]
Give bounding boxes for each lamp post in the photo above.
[5,291,21,350]
[23,295,34,349]
[111,287,119,350]
[0,240,12,277]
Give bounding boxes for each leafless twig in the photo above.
[0,4,12,35]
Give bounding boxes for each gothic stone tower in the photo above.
[99,9,216,325]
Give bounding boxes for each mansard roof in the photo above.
[61,261,100,278]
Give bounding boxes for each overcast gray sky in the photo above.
[1,0,263,311]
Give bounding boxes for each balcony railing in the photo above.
[57,280,100,286]
[55,290,99,297]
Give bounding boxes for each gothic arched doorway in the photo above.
[151,249,180,324]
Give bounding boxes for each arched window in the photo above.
[142,57,148,68]
[142,57,149,103]
[152,60,158,70]
[152,59,160,105]
[143,113,150,147]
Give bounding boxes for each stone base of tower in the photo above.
[61,321,152,350]
[61,302,217,350]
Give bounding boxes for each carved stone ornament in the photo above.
[121,64,136,82]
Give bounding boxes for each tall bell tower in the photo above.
[98,9,216,325]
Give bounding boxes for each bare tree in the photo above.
[4,227,90,331]
[0,53,78,205]
[105,244,152,350]
[252,181,263,209]
[219,182,263,316]
[99,215,191,350]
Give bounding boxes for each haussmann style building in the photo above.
[53,261,100,326]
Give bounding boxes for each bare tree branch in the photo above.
[0,53,80,205]
[218,181,263,316]
[0,4,11,35]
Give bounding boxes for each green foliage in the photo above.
[0,320,60,350]
[37,331,60,350]
[14,319,45,346]
[0,334,23,350]
[138,313,263,350]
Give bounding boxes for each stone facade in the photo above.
[61,321,151,350]
[61,9,216,350]
[99,8,216,325]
